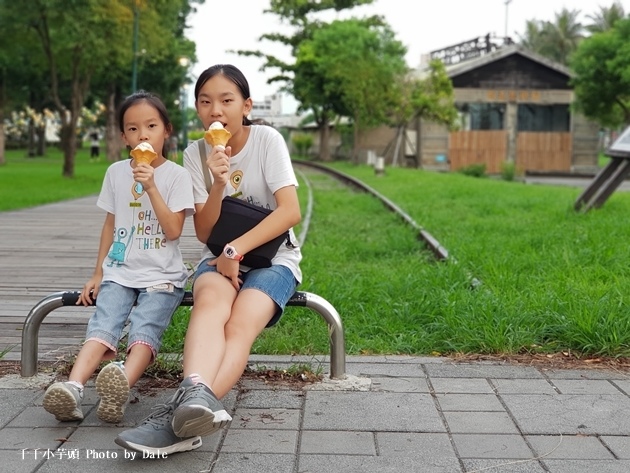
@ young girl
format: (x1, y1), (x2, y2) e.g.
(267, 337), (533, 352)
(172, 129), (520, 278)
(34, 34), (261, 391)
(116, 64), (302, 455)
(43, 90), (195, 426)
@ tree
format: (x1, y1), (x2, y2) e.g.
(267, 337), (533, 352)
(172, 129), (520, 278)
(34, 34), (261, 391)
(0, 0), (200, 176)
(234, 0), (376, 161)
(586, 1), (626, 34)
(295, 19), (407, 161)
(570, 17), (630, 128)
(517, 8), (584, 65)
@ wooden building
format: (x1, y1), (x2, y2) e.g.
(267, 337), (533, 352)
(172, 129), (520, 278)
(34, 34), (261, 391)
(357, 42), (600, 174)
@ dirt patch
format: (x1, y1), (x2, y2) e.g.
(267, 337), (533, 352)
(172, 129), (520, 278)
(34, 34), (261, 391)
(4, 353), (630, 387)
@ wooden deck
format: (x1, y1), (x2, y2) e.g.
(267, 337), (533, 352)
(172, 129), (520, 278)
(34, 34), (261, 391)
(0, 196), (203, 363)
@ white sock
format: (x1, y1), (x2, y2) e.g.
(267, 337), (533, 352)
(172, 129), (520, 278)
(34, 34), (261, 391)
(67, 380), (84, 392)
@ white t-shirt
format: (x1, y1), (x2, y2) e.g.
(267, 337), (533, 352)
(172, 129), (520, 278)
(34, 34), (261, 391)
(183, 125), (302, 283)
(97, 159), (195, 288)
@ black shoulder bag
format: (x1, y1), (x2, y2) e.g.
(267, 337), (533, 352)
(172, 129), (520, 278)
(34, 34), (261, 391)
(197, 140), (291, 268)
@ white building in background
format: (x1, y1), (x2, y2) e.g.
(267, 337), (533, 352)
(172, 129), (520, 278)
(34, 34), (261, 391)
(250, 94), (302, 128)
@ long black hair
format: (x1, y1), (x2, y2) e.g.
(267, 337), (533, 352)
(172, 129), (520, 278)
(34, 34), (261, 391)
(117, 90), (173, 157)
(194, 64), (253, 126)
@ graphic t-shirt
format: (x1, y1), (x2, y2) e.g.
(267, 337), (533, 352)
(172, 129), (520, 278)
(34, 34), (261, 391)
(184, 125), (302, 283)
(97, 159), (194, 288)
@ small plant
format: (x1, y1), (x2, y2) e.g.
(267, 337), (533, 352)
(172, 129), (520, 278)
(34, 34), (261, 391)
(291, 133), (314, 158)
(501, 161), (516, 181)
(458, 163), (486, 177)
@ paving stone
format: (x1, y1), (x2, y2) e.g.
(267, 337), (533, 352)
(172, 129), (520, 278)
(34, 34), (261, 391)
(370, 376), (430, 393)
(236, 388), (304, 409)
(444, 411), (520, 434)
(435, 393), (504, 411)
(610, 380), (630, 395)
(452, 434), (533, 459)
(298, 454), (462, 473)
(211, 453), (295, 473)
(425, 364), (543, 379)
(343, 362), (428, 378)
(550, 380), (623, 395)
(221, 429), (297, 454)
(300, 430), (375, 455)
(501, 394), (630, 435)
(376, 432), (456, 458)
(0, 389), (43, 428)
(430, 378), (494, 394)
(303, 391), (444, 432)
(543, 369), (628, 380)
(492, 379), (557, 395)
(526, 434), (613, 459)
(601, 436), (630, 459)
(462, 458), (547, 472)
(541, 459), (630, 472)
(231, 408), (300, 430)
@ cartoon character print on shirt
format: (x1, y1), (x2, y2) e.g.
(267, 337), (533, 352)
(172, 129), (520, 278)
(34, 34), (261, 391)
(107, 226), (135, 267)
(131, 181), (145, 200)
(229, 170), (243, 197)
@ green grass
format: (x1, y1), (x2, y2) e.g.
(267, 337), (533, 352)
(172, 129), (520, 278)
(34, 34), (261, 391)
(0, 147), (110, 211)
(5, 148), (630, 358)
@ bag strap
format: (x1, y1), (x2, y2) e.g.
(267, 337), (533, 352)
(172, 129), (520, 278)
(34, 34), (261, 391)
(197, 139), (212, 193)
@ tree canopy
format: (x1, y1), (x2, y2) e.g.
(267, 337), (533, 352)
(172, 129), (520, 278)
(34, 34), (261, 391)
(570, 17), (630, 128)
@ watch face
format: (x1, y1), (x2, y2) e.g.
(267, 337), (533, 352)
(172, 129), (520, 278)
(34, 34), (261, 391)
(224, 246), (237, 259)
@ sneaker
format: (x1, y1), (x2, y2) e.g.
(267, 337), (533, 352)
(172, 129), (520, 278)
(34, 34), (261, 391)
(115, 391), (202, 456)
(43, 381), (84, 421)
(95, 361), (130, 423)
(171, 376), (232, 438)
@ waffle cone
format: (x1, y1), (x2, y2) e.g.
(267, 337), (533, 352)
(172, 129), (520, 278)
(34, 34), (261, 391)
(204, 128), (232, 148)
(130, 148), (157, 165)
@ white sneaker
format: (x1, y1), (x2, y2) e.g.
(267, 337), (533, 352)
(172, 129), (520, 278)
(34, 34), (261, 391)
(43, 382), (84, 421)
(96, 361), (130, 423)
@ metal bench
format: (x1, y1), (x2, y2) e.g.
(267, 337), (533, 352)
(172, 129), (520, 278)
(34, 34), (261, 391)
(21, 290), (346, 379)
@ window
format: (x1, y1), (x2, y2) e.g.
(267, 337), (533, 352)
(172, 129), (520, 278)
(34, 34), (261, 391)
(458, 103), (504, 130)
(517, 104), (569, 131)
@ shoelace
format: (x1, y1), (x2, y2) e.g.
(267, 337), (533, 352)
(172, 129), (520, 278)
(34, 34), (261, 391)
(141, 387), (186, 430)
(179, 384), (210, 405)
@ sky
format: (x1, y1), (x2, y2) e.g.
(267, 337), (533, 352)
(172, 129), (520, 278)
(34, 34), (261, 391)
(186, 0), (629, 114)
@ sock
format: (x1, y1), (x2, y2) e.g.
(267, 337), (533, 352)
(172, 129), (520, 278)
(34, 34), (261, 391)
(187, 373), (211, 390)
(67, 380), (84, 392)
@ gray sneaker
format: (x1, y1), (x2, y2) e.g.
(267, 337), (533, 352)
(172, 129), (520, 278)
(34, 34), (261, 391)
(115, 391), (202, 456)
(171, 376), (232, 438)
(43, 381), (84, 421)
(95, 361), (130, 423)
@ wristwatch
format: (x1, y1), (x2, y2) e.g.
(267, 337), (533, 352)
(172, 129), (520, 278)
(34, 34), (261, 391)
(223, 244), (244, 262)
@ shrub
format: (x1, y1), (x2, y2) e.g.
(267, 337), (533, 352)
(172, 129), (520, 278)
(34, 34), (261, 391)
(458, 163), (486, 177)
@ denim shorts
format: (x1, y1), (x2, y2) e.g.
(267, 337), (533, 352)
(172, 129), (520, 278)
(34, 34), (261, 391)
(85, 280), (184, 358)
(194, 259), (298, 327)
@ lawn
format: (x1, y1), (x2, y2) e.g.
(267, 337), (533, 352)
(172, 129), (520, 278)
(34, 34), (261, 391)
(3, 148), (630, 358)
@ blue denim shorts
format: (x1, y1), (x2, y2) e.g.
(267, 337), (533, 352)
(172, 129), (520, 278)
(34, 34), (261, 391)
(194, 259), (298, 327)
(85, 280), (184, 358)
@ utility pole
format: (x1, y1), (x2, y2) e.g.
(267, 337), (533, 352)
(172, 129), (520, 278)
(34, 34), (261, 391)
(504, 0), (513, 40)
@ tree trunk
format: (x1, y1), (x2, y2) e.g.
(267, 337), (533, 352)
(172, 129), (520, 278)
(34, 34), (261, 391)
(319, 119), (331, 162)
(36, 126), (46, 156)
(61, 121), (77, 177)
(0, 120), (5, 166)
(352, 112), (360, 164)
(105, 88), (123, 162)
(27, 119), (36, 157)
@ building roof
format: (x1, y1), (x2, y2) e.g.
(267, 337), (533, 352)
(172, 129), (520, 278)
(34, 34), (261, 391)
(444, 44), (572, 79)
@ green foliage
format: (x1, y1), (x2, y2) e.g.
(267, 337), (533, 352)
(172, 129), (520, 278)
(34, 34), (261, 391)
(570, 17), (630, 127)
(501, 161), (517, 181)
(292, 133), (314, 156)
(458, 163), (487, 178)
(517, 8), (584, 65)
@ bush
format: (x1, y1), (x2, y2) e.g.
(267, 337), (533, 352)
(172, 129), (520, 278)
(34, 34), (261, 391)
(458, 163), (486, 177)
(292, 133), (314, 157)
(501, 161), (516, 181)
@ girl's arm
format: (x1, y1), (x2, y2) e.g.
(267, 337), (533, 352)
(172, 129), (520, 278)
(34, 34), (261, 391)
(77, 212), (115, 306)
(144, 184), (186, 241)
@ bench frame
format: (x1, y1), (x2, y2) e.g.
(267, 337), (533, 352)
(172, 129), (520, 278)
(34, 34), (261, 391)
(21, 290), (346, 379)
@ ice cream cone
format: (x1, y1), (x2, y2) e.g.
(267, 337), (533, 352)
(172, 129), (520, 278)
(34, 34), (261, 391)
(130, 142), (157, 165)
(204, 122), (232, 150)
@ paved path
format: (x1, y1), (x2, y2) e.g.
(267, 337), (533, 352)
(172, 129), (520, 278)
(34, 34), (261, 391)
(2, 193), (630, 472)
